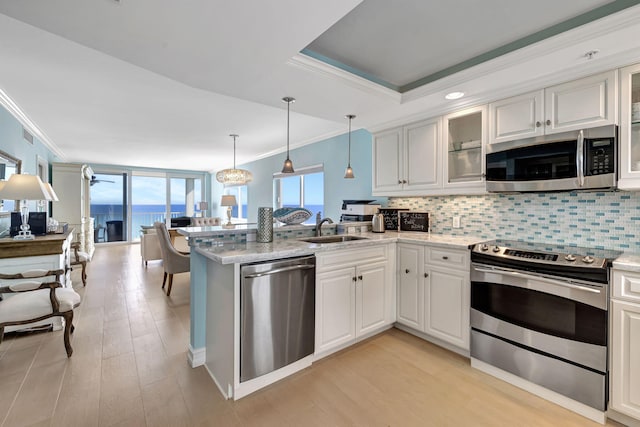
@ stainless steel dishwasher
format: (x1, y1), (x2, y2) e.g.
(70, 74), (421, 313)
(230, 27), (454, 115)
(240, 255), (315, 382)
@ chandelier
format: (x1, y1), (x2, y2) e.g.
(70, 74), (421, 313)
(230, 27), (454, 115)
(216, 134), (253, 185)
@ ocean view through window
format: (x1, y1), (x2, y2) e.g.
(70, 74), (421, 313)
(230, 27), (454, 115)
(90, 171), (204, 242)
(273, 165), (324, 224)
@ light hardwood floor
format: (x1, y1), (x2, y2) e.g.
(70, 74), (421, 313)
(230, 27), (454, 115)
(0, 244), (623, 426)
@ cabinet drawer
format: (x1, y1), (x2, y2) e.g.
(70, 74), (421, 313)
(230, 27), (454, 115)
(425, 247), (469, 270)
(316, 245), (387, 271)
(612, 270), (640, 303)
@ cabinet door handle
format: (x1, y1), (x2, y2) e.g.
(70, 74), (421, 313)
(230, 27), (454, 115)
(358, 275), (363, 281)
(442, 256), (449, 260)
(546, 119), (551, 126)
(535, 121), (541, 127)
(424, 273), (429, 278)
(352, 277), (357, 282)
(405, 269), (410, 274)
(398, 180), (403, 184)
(403, 180), (408, 184)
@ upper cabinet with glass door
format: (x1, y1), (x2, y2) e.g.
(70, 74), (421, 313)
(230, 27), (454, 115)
(618, 62), (640, 189)
(443, 105), (486, 193)
(488, 70), (617, 145)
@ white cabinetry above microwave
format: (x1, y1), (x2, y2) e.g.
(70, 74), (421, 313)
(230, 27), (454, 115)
(488, 70), (617, 145)
(372, 106), (486, 197)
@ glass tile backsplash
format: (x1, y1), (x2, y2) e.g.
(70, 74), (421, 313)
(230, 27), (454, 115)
(388, 191), (640, 251)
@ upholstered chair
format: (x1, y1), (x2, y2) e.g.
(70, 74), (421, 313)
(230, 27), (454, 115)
(153, 222), (190, 296)
(70, 241), (89, 286)
(140, 229), (162, 266)
(190, 217), (222, 227)
(0, 269), (81, 357)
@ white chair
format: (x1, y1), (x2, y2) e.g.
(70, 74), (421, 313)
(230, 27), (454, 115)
(0, 269), (81, 357)
(70, 241), (89, 286)
(141, 230), (162, 266)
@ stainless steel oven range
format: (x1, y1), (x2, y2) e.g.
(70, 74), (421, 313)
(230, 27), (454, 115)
(470, 240), (620, 412)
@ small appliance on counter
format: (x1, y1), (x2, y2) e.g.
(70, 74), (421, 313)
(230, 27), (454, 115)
(371, 213), (385, 233)
(340, 199), (380, 222)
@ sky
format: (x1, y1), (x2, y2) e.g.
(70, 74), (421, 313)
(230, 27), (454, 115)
(91, 174), (202, 205)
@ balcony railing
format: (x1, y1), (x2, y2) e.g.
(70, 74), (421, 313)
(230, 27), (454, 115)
(92, 211), (187, 242)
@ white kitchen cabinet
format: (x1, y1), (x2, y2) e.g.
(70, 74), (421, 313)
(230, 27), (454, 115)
(355, 261), (388, 337)
(373, 111), (486, 196)
(489, 90), (544, 143)
(315, 244), (395, 358)
(489, 70), (617, 144)
(315, 266), (356, 354)
(396, 242), (471, 352)
(610, 268), (640, 422)
(372, 127), (403, 193)
(424, 266), (469, 350)
(372, 118), (441, 195)
(397, 243), (424, 330)
(443, 105), (486, 193)
(618, 62), (640, 190)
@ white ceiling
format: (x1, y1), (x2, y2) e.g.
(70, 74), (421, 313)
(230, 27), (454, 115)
(0, 0), (639, 173)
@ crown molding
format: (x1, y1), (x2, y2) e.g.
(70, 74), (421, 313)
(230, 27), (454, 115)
(288, 53), (401, 103)
(0, 87), (66, 160)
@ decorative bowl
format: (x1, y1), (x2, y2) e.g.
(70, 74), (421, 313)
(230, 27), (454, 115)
(273, 207), (313, 225)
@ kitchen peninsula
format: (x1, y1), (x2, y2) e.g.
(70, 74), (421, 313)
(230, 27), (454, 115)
(178, 223), (481, 400)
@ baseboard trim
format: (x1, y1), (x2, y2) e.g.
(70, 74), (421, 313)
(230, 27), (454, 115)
(188, 345), (206, 368)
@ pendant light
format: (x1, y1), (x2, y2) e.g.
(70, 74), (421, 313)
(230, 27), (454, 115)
(281, 97), (295, 174)
(215, 134), (253, 185)
(344, 114), (356, 179)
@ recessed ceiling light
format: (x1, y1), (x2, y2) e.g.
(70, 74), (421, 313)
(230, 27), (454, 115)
(445, 91), (464, 100)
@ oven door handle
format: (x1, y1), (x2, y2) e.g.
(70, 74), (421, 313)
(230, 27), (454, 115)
(472, 265), (602, 294)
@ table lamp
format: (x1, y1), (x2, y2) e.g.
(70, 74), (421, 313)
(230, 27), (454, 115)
(0, 174), (52, 240)
(198, 201), (208, 217)
(220, 195), (237, 228)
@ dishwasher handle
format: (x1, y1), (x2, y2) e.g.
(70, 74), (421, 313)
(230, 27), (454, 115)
(243, 264), (315, 279)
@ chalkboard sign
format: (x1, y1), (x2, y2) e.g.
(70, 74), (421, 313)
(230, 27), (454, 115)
(399, 211), (429, 232)
(379, 208), (409, 230)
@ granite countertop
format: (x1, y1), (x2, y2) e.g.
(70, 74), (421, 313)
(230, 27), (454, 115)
(194, 231), (486, 265)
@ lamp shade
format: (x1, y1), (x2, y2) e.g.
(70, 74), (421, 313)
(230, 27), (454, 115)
(0, 174), (51, 201)
(220, 195), (237, 207)
(44, 183), (59, 202)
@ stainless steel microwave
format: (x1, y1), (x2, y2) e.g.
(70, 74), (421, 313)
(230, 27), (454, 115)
(486, 125), (617, 193)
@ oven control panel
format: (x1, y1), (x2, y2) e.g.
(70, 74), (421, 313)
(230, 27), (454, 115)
(472, 241), (610, 269)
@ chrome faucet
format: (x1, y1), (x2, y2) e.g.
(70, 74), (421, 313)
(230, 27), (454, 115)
(315, 212), (334, 237)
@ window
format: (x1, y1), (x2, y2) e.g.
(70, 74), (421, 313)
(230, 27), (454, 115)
(90, 170), (205, 242)
(274, 165), (324, 224)
(224, 185), (248, 221)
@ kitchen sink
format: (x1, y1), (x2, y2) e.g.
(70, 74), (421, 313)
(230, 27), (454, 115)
(300, 235), (369, 244)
